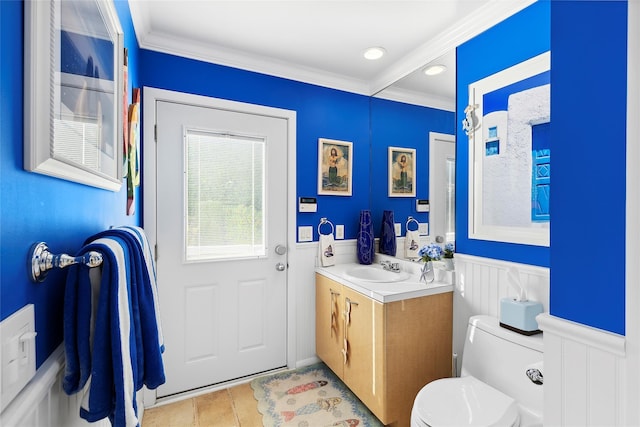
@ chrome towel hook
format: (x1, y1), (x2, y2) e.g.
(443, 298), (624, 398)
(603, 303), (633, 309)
(28, 242), (103, 283)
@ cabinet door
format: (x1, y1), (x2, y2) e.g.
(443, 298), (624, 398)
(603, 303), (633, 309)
(341, 285), (378, 411)
(315, 274), (344, 376)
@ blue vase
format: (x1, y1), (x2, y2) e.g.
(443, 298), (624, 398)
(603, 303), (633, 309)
(357, 210), (375, 264)
(379, 210), (397, 256)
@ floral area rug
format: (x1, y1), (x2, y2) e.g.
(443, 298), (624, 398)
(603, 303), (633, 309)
(250, 363), (384, 427)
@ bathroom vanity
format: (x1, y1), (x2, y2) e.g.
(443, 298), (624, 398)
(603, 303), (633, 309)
(315, 263), (453, 426)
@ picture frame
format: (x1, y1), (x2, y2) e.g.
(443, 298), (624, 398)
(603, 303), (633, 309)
(24, 0), (125, 191)
(388, 147), (416, 197)
(317, 138), (352, 196)
(467, 51), (550, 246)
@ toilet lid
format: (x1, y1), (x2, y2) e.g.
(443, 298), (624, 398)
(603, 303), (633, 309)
(413, 376), (520, 427)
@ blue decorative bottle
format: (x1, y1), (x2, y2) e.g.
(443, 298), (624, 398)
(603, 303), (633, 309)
(379, 210), (397, 256)
(357, 210), (375, 264)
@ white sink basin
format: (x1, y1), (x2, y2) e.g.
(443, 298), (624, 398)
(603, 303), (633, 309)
(345, 265), (411, 282)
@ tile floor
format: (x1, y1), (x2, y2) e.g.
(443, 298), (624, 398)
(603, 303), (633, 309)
(141, 382), (263, 427)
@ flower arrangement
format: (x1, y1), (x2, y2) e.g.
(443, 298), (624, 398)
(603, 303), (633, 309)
(418, 243), (443, 263)
(443, 242), (455, 259)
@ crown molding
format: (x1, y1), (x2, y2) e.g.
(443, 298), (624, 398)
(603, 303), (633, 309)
(130, 0), (535, 97)
(369, 0), (537, 95)
(373, 87), (455, 112)
(128, 1), (370, 95)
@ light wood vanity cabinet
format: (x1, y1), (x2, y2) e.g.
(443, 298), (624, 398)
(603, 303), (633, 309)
(315, 273), (453, 426)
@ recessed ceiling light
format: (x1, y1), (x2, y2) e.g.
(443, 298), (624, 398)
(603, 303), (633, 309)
(363, 47), (386, 60)
(423, 64), (447, 76)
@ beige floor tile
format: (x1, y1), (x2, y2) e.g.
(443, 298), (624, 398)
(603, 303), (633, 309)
(142, 398), (196, 427)
(142, 382), (264, 427)
(194, 389), (239, 427)
(228, 383), (264, 427)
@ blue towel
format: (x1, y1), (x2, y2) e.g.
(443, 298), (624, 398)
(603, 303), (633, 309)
(64, 227), (165, 427)
(89, 227), (165, 389)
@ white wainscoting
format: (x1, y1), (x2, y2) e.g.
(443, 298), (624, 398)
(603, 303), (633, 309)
(0, 345), (134, 427)
(452, 253), (550, 372)
(537, 314), (627, 427)
(454, 253), (631, 426)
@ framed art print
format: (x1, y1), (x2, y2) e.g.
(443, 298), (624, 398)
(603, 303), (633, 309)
(467, 51), (550, 246)
(318, 138), (352, 196)
(24, 0), (124, 191)
(388, 147), (416, 197)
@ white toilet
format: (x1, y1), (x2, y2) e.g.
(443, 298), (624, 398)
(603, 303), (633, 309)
(411, 315), (544, 427)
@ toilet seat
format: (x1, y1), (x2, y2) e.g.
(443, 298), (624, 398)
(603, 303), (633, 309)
(412, 376), (520, 427)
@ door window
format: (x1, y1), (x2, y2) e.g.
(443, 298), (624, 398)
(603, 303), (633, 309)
(185, 130), (266, 261)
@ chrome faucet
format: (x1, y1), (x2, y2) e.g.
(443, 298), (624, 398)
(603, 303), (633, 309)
(380, 260), (401, 272)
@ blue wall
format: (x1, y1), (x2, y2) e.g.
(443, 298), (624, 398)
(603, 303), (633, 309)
(456, 1), (551, 267)
(2, 0), (628, 372)
(0, 0), (140, 366)
(549, 1), (627, 335)
(456, 1), (627, 335)
(139, 49), (374, 241)
(370, 97), (455, 235)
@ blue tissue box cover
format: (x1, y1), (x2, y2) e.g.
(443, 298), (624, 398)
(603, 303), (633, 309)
(500, 298), (543, 332)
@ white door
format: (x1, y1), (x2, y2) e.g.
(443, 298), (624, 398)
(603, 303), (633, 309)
(429, 132), (456, 243)
(154, 99), (289, 397)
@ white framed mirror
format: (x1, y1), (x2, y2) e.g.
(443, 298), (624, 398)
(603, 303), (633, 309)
(467, 51), (550, 246)
(24, 0), (124, 191)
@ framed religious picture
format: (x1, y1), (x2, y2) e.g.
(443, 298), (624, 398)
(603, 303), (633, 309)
(318, 138), (353, 196)
(388, 147), (416, 197)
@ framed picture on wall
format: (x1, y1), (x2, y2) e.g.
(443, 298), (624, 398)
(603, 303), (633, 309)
(318, 138), (352, 196)
(467, 51), (550, 247)
(388, 147), (416, 197)
(24, 0), (124, 191)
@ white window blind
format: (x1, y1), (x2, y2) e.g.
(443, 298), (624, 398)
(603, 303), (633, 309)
(185, 130), (265, 261)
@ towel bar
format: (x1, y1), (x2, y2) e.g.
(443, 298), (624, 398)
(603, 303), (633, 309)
(28, 242), (103, 283)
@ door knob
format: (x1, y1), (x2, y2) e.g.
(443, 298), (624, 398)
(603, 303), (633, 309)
(275, 262), (286, 271)
(275, 244), (287, 255)
(435, 235), (444, 243)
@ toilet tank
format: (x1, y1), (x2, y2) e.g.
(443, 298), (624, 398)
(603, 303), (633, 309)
(460, 315), (544, 421)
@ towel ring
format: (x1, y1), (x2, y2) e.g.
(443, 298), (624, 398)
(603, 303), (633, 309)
(406, 216), (420, 232)
(318, 218), (335, 236)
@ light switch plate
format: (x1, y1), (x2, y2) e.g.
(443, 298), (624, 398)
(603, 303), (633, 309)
(335, 225), (344, 240)
(298, 226), (313, 242)
(394, 223), (401, 237)
(419, 222), (429, 235)
(1, 304), (36, 412)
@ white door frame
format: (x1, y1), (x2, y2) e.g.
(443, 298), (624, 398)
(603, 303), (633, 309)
(142, 87), (297, 404)
(428, 132), (455, 242)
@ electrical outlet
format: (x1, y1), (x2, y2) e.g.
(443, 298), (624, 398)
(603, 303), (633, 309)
(335, 225), (344, 240)
(298, 226), (313, 242)
(394, 223), (401, 236)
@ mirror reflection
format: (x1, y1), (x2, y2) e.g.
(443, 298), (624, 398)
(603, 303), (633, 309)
(370, 52), (457, 259)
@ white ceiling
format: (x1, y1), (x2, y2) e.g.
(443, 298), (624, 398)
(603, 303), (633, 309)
(128, 0), (535, 109)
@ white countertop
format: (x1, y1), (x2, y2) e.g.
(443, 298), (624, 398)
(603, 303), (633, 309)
(316, 261), (454, 303)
